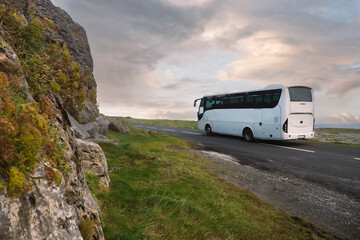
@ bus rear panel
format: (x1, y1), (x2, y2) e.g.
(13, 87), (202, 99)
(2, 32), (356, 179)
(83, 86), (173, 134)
(283, 86), (314, 140)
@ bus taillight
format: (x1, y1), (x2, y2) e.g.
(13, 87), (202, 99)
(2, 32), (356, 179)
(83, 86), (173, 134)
(283, 119), (288, 133)
(313, 118), (315, 131)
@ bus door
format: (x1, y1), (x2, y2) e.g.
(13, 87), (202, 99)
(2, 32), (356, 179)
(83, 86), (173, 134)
(197, 99), (205, 120)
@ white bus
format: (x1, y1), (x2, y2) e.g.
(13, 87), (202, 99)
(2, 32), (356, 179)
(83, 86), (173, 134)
(193, 84), (314, 141)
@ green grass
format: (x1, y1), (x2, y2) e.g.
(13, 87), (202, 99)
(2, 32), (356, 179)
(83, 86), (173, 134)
(315, 128), (360, 135)
(126, 118), (198, 130)
(303, 128), (360, 147)
(93, 129), (331, 240)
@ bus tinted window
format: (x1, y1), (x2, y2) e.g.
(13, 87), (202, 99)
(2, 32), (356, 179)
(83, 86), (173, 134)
(214, 99), (224, 109)
(229, 97), (239, 104)
(289, 87), (312, 102)
(273, 93), (280, 102)
(246, 95), (254, 103)
(206, 100), (215, 109)
(255, 95), (263, 103)
(264, 94), (271, 104)
(203, 89), (281, 110)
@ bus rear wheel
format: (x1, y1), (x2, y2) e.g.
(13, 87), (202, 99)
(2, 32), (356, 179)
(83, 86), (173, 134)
(205, 125), (213, 136)
(243, 128), (254, 142)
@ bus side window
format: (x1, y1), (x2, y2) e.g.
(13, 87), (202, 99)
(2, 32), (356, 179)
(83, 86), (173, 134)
(272, 93), (280, 103)
(206, 100), (215, 110)
(246, 95), (254, 108)
(215, 100), (223, 109)
(222, 97), (229, 108)
(254, 94), (263, 108)
(229, 96), (242, 108)
(264, 94), (272, 108)
(229, 97), (239, 108)
(264, 94), (271, 103)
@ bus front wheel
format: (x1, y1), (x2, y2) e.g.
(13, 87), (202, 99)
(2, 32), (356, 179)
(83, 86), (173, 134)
(243, 128), (254, 142)
(205, 125), (213, 136)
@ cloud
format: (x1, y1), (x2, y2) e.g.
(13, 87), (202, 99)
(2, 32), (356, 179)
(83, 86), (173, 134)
(52, 0), (360, 120)
(149, 110), (196, 120)
(210, 1), (360, 95)
(162, 77), (200, 90)
(163, 0), (215, 8)
(319, 113), (360, 125)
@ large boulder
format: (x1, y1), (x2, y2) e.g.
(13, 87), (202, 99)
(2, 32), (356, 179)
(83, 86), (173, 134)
(76, 139), (110, 188)
(82, 115), (111, 138)
(69, 114), (111, 139)
(107, 116), (131, 133)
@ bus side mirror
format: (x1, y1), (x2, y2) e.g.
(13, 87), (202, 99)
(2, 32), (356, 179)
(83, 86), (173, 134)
(194, 98), (201, 107)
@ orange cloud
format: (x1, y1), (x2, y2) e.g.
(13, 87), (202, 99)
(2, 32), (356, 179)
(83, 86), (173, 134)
(319, 113), (360, 125)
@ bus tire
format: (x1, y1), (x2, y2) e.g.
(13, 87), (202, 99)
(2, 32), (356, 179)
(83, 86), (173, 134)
(205, 124), (213, 136)
(243, 128), (254, 142)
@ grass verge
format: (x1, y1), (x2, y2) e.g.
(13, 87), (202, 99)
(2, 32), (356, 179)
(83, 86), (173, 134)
(126, 118), (198, 130)
(315, 128), (360, 135)
(304, 128), (360, 147)
(115, 117), (360, 147)
(92, 129), (331, 239)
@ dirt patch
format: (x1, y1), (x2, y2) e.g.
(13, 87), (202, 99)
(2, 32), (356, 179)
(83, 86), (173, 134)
(200, 150), (360, 240)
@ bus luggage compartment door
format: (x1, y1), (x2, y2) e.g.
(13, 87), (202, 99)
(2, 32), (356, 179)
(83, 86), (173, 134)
(254, 109), (263, 138)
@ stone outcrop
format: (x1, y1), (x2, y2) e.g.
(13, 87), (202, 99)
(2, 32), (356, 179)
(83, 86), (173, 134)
(35, 0), (94, 73)
(69, 114), (113, 141)
(69, 115), (91, 139)
(77, 139), (110, 188)
(0, 163), (84, 240)
(107, 116), (132, 133)
(0, 86), (107, 239)
(0, 1), (112, 239)
(81, 115), (111, 138)
(35, 0), (98, 124)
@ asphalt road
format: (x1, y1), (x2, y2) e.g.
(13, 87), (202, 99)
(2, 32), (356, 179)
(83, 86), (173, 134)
(133, 124), (360, 199)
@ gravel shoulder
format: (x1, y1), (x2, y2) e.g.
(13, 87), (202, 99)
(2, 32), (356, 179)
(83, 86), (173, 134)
(200, 150), (360, 240)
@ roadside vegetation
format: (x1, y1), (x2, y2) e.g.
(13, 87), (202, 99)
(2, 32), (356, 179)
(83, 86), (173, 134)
(316, 128), (360, 134)
(91, 128), (331, 239)
(0, 2), (82, 196)
(305, 128), (360, 147)
(122, 117), (360, 147)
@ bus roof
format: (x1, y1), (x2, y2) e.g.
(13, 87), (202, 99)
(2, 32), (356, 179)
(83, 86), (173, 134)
(202, 84), (286, 99)
(201, 84), (312, 99)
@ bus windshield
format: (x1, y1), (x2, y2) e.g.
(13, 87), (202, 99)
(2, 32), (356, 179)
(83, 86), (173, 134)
(289, 87), (312, 102)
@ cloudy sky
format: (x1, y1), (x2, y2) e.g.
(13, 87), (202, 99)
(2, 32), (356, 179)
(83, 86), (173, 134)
(52, 0), (360, 124)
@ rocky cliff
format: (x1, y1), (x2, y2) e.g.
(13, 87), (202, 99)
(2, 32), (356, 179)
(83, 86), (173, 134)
(0, 0), (112, 239)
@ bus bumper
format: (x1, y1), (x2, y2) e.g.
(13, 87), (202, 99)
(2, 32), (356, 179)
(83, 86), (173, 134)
(283, 132), (314, 140)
